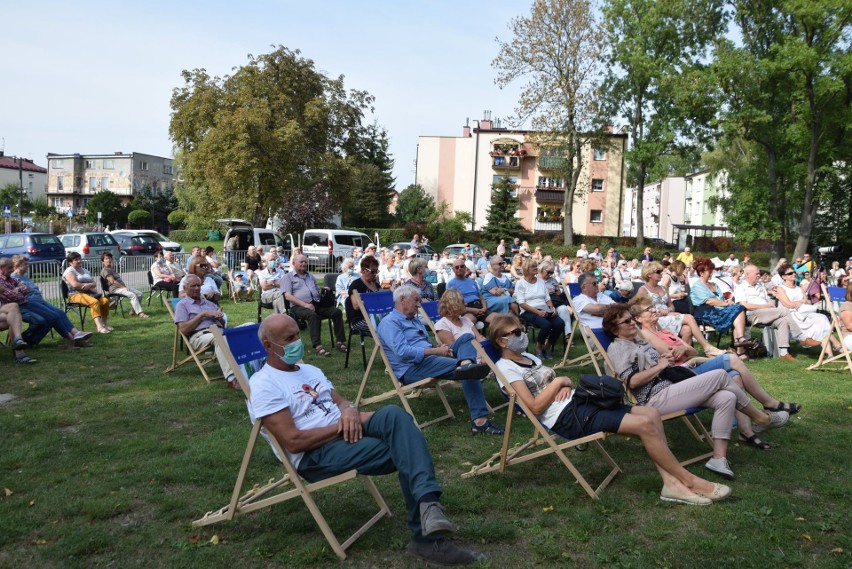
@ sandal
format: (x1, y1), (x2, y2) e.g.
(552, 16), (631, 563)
(14, 353), (37, 364)
(764, 402), (801, 415)
(739, 433), (771, 450)
(734, 337), (758, 348)
(13, 337), (28, 349)
(336, 341), (349, 353)
(136, 313), (150, 319)
(315, 346), (331, 357)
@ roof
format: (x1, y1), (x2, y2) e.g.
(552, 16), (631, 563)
(0, 157), (47, 173)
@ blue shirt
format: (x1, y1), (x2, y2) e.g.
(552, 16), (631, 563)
(376, 309), (432, 379)
(447, 277), (481, 304)
(476, 257), (489, 273)
(11, 273), (45, 303)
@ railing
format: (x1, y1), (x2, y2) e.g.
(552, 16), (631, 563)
(534, 220), (563, 232)
(534, 189), (566, 203)
(537, 156), (569, 170)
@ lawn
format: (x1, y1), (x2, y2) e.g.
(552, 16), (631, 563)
(1, 294), (850, 568)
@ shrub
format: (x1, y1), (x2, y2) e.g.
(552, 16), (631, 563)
(169, 229), (212, 242)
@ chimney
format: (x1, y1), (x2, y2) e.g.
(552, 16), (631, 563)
(462, 125), (471, 137)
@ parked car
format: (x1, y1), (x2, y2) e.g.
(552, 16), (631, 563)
(649, 238), (678, 250)
(443, 243), (484, 260)
(302, 229), (371, 270)
(59, 232), (121, 260)
(110, 231), (162, 256)
(132, 230), (184, 253)
(0, 232), (66, 263)
(217, 218), (286, 252)
(389, 242), (438, 261)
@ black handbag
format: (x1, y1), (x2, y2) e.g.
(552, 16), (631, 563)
(658, 365), (697, 384)
(572, 374), (625, 410)
(314, 287), (336, 308)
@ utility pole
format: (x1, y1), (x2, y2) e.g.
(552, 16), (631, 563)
(18, 156), (24, 227)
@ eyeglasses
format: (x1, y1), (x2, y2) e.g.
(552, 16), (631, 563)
(496, 261), (506, 266)
(501, 328), (524, 338)
(544, 271), (553, 275)
(452, 265), (465, 269)
(197, 264), (209, 268)
(783, 271), (796, 276)
(617, 317), (637, 326)
(365, 268), (378, 274)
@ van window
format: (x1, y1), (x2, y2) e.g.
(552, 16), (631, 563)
(335, 235), (361, 247)
(257, 232), (278, 246)
(303, 233), (326, 247)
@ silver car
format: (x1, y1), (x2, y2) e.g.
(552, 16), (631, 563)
(58, 232), (121, 260)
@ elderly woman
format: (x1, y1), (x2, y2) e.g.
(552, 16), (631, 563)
(434, 288), (485, 347)
(661, 260), (690, 314)
(404, 258), (436, 302)
(774, 262), (839, 355)
(379, 252), (401, 290)
(630, 295), (799, 448)
(151, 251), (182, 297)
(513, 258), (565, 360)
(63, 252), (112, 334)
(539, 260), (572, 339)
(636, 261), (725, 357)
(179, 257), (222, 303)
(689, 257), (750, 358)
(490, 314), (730, 505)
(604, 304), (788, 479)
(335, 258), (357, 308)
(244, 245), (262, 279)
(481, 255), (518, 316)
(100, 252), (148, 318)
(427, 253), (443, 281)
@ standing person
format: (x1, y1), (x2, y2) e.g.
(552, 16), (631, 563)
(100, 252), (149, 318)
(496, 239), (506, 257)
(63, 252), (112, 334)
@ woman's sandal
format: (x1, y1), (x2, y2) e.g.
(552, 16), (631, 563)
(315, 346), (331, 357)
(137, 313), (150, 319)
(739, 433), (771, 450)
(764, 402), (801, 415)
(336, 341), (349, 353)
(14, 353), (37, 364)
(734, 337), (759, 348)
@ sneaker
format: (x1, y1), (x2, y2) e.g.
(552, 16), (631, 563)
(474, 321), (485, 331)
(660, 486), (713, 506)
(705, 457), (735, 479)
(453, 363), (490, 381)
(73, 331), (93, 343)
(419, 502), (456, 536)
(407, 539), (486, 566)
(694, 483), (732, 502)
(753, 410), (789, 433)
(470, 419), (505, 436)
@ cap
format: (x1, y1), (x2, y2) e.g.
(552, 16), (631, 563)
(710, 256), (725, 269)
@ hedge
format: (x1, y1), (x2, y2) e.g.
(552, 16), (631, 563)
(169, 229), (216, 242)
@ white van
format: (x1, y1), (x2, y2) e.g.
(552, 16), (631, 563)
(302, 229), (370, 271)
(217, 219), (286, 252)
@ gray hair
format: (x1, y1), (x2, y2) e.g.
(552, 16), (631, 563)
(408, 258), (426, 274)
(539, 260), (555, 273)
(0, 257), (12, 268)
(340, 258), (354, 272)
(578, 272), (597, 288)
(393, 284), (420, 305)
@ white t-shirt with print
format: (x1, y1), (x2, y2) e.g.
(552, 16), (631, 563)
(496, 353), (571, 429)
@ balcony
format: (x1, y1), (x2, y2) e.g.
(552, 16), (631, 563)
(537, 156), (569, 170)
(492, 155), (521, 170)
(534, 220), (563, 232)
(535, 188), (565, 203)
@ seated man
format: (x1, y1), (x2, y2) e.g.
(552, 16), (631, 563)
(376, 285), (503, 435)
(179, 258), (221, 303)
(173, 274), (238, 390)
(735, 263), (807, 360)
(251, 314), (485, 565)
(0, 301), (36, 363)
(447, 259), (489, 328)
(151, 251), (184, 297)
(572, 271), (615, 329)
(258, 254), (287, 313)
(475, 250), (490, 277)
(282, 254), (348, 357)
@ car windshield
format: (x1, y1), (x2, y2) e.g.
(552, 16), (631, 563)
(134, 236), (158, 245)
(144, 232), (168, 242)
(32, 235), (60, 245)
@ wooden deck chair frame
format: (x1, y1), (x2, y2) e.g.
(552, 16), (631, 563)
(352, 290), (455, 430)
(461, 340), (621, 500)
(555, 282), (603, 371)
(807, 285), (852, 374)
(162, 296), (222, 383)
(583, 325), (714, 466)
(192, 326), (391, 561)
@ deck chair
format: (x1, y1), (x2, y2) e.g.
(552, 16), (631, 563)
(807, 285), (852, 374)
(583, 325), (714, 466)
(60, 279), (88, 330)
(461, 340), (621, 500)
(193, 325), (391, 560)
(555, 282), (602, 371)
(163, 296), (222, 383)
(99, 276), (127, 318)
(227, 269), (253, 303)
(352, 290), (455, 430)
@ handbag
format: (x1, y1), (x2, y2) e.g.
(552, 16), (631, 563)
(572, 374), (625, 410)
(658, 365), (696, 384)
(314, 287), (336, 308)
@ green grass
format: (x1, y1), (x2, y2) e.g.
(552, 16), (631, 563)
(1, 297), (850, 568)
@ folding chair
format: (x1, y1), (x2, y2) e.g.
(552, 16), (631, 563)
(226, 269), (253, 303)
(461, 340), (621, 500)
(60, 279), (87, 330)
(163, 296), (222, 383)
(352, 290), (455, 430)
(807, 285), (852, 374)
(99, 276), (127, 318)
(193, 325), (391, 561)
(145, 270), (166, 307)
(555, 282), (602, 371)
(583, 325), (714, 466)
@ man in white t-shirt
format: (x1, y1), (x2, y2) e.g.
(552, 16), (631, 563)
(249, 314), (485, 565)
(571, 272), (614, 329)
(575, 243), (589, 259)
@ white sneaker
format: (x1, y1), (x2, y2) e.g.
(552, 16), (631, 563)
(475, 321), (485, 330)
(753, 410), (789, 433)
(705, 457), (735, 479)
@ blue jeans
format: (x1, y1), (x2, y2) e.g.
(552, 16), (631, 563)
(691, 354), (740, 379)
(297, 406), (443, 542)
(520, 311), (565, 349)
(20, 300), (72, 345)
(399, 333), (489, 421)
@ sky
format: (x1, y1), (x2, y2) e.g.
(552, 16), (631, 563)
(1, 0), (531, 190)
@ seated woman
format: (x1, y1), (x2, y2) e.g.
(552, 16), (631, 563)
(689, 258), (750, 359)
(179, 258), (222, 303)
(63, 252), (112, 334)
(378, 252), (401, 290)
(635, 262), (725, 357)
(662, 260), (691, 314)
(481, 255), (518, 316)
(489, 314), (729, 506)
(244, 246), (262, 280)
(509, 253), (524, 281)
(604, 304), (788, 480)
(150, 251), (180, 297)
(774, 262), (840, 356)
(434, 288), (485, 350)
(335, 258), (356, 308)
(427, 253), (443, 283)
(100, 252), (148, 318)
(630, 295), (799, 448)
(539, 260), (572, 339)
(346, 255), (382, 334)
(514, 258), (564, 360)
(404, 258), (436, 302)
(0, 302), (36, 363)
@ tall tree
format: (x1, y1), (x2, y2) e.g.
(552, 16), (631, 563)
(603, 0), (726, 247)
(86, 191), (127, 227)
(130, 185), (178, 229)
(169, 45), (374, 229)
(481, 176), (524, 242)
(0, 183), (33, 215)
(343, 123), (396, 227)
(395, 184), (437, 226)
(493, 0), (606, 246)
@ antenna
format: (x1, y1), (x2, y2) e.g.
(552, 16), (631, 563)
(483, 110), (491, 120)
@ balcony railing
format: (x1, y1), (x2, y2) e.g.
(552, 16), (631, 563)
(492, 156), (521, 169)
(535, 189), (566, 203)
(534, 220), (563, 232)
(537, 156), (569, 170)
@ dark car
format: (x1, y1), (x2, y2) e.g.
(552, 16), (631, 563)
(111, 231), (162, 256)
(0, 232), (66, 263)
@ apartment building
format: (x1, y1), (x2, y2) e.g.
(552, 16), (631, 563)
(45, 152), (175, 215)
(416, 115), (627, 236)
(0, 153), (47, 203)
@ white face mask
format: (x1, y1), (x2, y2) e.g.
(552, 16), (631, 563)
(504, 331), (529, 354)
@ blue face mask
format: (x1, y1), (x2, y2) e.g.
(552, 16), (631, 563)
(270, 338), (304, 365)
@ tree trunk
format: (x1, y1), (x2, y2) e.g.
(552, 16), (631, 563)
(793, 76), (821, 260)
(765, 147), (785, 265)
(562, 132), (582, 247)
(632, 98), (645, 248)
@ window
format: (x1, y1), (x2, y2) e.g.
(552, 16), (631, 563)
(590, 209), (603, 223)
(51, 159), (64, 169)
(593, 148), (607, 160)
(85, 160), (97, 169)
(52, 197), (64, 209)
(537, 176), (565, 189)
(57, 176), (64, 191)
(103, 160), (114, 169)
(139, 161), (149, 171)
(591, 179), (604, 192)
(101, 176), (109, 190)
(89, 177), (98, 192)
(163, 164), (173, 174)
(83, 198), (90, 209)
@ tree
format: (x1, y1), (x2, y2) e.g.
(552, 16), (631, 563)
(493, 0), (607, 246)
(343, 123), (396, 227)
(167, 210), (187, 228)
(127, 209), (152, 227)
(481, 176), (524, 242)
(31, 196), (54, 219)
(130, 185), (177, 228)
(86, 191), (127, 227)
(0, 183), (33, 215)
(602, 0), (726, 246)
(395, 184), (437, 226)
(170, 45), (374, 229)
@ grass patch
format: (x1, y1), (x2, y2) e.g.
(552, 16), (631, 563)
(1, 296), (850, 567)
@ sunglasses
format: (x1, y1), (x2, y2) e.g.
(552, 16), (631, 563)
(496, 261), (506, 266)
(453, 265), (465, 269)
(197, 264), (209, 268)
(653, 269), (664, 274)
(501, 328), (525, 338)
(783, 271), (796, 276)
(617, 317), (637, 326)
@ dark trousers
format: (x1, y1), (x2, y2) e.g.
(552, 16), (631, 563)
(520, 311), (565, 349)
(290, 303), (346, 347)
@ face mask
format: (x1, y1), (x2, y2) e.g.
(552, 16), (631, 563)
(270, 338), (304, 365)
(506, 332), (529, 354)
